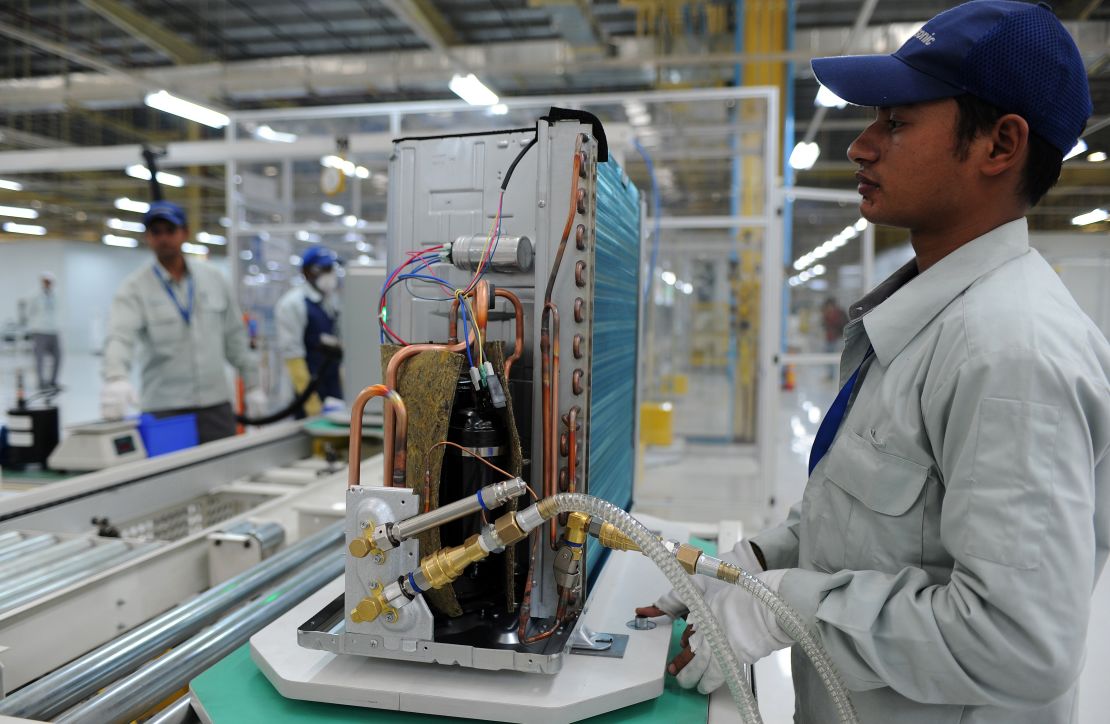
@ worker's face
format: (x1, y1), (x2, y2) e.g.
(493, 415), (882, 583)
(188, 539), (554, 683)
(41, 278), (52, 292)
(847, 99), (974, 232)
(145, 220), (188, 261)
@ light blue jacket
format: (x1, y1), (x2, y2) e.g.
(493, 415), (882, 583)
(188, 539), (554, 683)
(753, 219), (1110, 723)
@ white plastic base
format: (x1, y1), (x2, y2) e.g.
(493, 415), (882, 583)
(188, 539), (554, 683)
(249, 548), (676, 724)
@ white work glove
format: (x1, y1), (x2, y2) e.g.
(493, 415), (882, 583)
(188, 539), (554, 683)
(245, 387), (269, 418)
(675, 568), (792, 695)
(100, 379), (137, 420)
(640, 539), (764, 619)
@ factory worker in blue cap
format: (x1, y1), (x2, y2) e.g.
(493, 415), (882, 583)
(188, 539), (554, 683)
(639, 3), (1110, 722)
(100, 200), (267, 443)
(275, 246), (343, 417)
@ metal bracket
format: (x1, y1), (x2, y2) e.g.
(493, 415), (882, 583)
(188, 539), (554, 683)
(568, 622), (627, 659)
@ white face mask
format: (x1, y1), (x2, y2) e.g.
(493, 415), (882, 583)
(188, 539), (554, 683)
(315, 271), (339, 294)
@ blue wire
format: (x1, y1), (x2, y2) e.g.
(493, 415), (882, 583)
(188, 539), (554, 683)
(459, 296), (475, 367)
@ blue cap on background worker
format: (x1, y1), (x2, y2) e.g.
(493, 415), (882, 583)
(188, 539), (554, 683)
(100, 199), (267, 443)
(275, 246), (343, 418)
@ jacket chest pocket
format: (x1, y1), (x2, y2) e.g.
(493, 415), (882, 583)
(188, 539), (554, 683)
(810, 429), (931, 572)
(197, 291), (226, 328)
(146, 305), (183, 348)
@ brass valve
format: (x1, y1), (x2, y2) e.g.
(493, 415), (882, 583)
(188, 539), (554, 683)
(565, 512), (589, 553)
(348, 521), (385, 562)
(597, 522), (639, 552)
(349, 582), (396, 624)
(419, 533), (490, 590)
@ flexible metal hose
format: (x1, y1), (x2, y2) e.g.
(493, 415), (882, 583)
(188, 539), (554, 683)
(544, 493), (859, 724)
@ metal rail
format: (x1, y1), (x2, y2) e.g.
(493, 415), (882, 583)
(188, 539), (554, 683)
(0, 522), (343, 720)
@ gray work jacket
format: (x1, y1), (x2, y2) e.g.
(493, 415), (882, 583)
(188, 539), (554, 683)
(102, 259), (258, 412)
(752, 218), (1110, 723)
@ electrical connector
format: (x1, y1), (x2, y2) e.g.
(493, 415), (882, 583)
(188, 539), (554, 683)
(469, 366), (482, 390)
(483, 362), (506, 408)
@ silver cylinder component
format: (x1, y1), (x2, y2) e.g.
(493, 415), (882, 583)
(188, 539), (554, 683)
(0, 540), (129, 609)
(0, 544), (154, 616)
(480, 526), (504, 554)
(390, 478), (527, 545)
(0, 537), (93, 579)
(224, 520), (286, 558)
(0, 534), (56, 564)
(55, 549), (343, 724)
(0, 530), (25, 552)
(0, 522), (343, 721)
(696, 554), (724, 580)
(382, 580), (408, 609)
(515, 504), (545, 535)
(450, 234), (533, 273)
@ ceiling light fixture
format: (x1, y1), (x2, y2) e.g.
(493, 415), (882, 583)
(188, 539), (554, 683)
(196, 231), (227, 245)
(789, 142), (820, 170)
(1072, 208), (1108, 226)
(125, 165), (185, 188)
(449, 73), (499, 106)
(0, 205), (39, 219)
(115, 197), (150, 213)
(145, 90), (229, 129)
(0, 179), (23, 191)
(106, 217), (145, 233)
(320, 202), (345, 217)
(253, 125), (297, 143)
(181, 242), (210, 256)
(4, 222), (46, 235)
(102, 234), (138, 248)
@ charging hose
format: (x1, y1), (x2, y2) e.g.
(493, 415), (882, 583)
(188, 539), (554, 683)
(543, 493), (859, 724)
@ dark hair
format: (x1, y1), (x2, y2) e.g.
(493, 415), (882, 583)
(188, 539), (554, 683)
(952, 94), (1063, 208)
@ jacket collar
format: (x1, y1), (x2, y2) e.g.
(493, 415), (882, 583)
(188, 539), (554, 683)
(859, 218), (1030, 366)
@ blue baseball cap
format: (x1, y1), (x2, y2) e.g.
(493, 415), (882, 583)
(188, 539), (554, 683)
(811, 1), (1092, 155)
(301, 246), (338, 269)
(143, 200), (188, 229)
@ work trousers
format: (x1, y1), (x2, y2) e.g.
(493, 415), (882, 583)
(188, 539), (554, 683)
(31, 332), (61, 389)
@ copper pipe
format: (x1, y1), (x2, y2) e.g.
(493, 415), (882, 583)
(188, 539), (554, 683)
(519, 587), (570, 644)
(383, 342), (465, 486)
(495, 288), (524, 379)
(542, 302), (561, 550)
(348, 385), (407, 488)
(474, 280), (490, 333)
(448, 288), (523, 378)
(565, 406), (579, 494)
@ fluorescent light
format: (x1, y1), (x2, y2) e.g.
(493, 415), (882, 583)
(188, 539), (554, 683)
(815, 85), (847, 109)
(145, 90), (229, 129)
(106, 217), (146, 233)
(490, 104), (509, 116)
(358, 254), (372, 265)
(196, 231), (226, 245)
(1072, 208), (1108, 226)
(295, 230), (321, 243)
(0, 179), (23, 191)
(320, 202), (344, 217)
(239, 250), (253, 260)
(449, 73), (499, 106)
(661, 271), (677, 286)
(1088, 151), (1107, 163)
(356, 241), (371, 252)
(102, 234), (138, 247)
(812, 264), (826, 275)
(680, 282), (694, 295)
(789, 142), (820, 170)
(181, 242), (209, 255)
(355, 166), (370, 179)
(1064, 139), (1088, 161)
(0, 205), (38, 219)
(854, 218), (868, 231)
(342, 214), (358, 228)
(253, 125), (297, 143)
(4, 222), (46, 235)
(115, 197), (150, 213)
(125, 165), (185, 188)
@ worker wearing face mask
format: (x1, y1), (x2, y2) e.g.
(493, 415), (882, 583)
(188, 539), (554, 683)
(275, 246), (343, 418)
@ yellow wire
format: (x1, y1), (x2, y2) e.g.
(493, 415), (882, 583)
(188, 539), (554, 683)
(461, 294), (484, 366)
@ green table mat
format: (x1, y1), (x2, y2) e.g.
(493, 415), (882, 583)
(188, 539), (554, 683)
(190, 542), (718, 723)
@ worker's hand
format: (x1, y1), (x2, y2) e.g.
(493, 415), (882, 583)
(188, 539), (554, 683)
(245, 387), (269, 418)
(634, 539), (764, 620)
(669, 569), (791, 695)
(99, 378), (137, 420)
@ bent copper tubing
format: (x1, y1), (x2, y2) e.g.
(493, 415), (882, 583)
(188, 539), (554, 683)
(348, 385), (407, 488)
(541, 302), (561, 550)
(564, 406), (579, 494)
(383, 342), (466, 486)
(448, 287), (525, 379)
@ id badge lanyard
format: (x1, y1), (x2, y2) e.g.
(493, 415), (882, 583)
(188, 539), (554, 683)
(152, 265), (194, 325)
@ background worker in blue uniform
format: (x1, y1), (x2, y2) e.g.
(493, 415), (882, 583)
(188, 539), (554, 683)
(101, 201), (267, 443)
(275, 246), (343, 418)
(639, 3), (1110, 722)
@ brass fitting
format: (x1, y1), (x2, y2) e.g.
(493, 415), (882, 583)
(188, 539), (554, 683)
(597, 523), (640, 552)
(536, 497), (560, 520)
(565, 512), (589, 550)
(493, 511), (527, 547)
(419, 533), (490, 590)
(350, 596), (384, 623)
(348, 521), (384, 561)
(717, 561), (741, 585)
(675, 543), (703, 575)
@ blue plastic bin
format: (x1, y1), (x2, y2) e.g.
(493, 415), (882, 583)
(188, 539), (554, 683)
(137, 413), (198, 457)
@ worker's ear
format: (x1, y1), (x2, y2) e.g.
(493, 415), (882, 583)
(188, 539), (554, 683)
(979, 113), (1028, 180)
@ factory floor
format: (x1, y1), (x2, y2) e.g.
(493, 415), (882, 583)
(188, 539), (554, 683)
(3, 351), (1109, 722)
